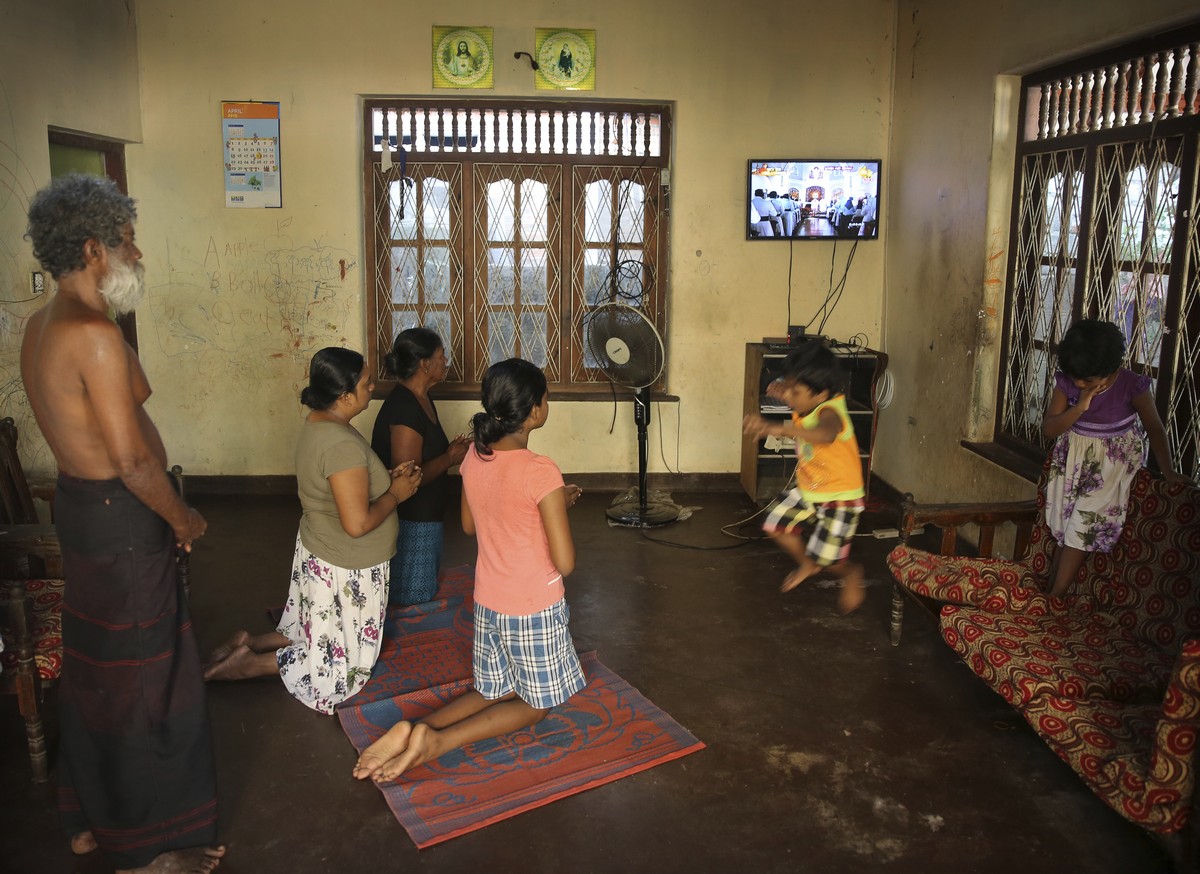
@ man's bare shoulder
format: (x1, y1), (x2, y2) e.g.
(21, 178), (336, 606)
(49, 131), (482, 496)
(22, 299), (132, 405)
(27, 298), (125, 354)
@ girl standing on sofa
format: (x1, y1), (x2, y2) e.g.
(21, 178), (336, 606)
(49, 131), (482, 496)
(1042, 318), (1187, 597)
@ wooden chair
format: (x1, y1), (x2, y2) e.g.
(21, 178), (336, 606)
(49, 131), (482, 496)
(0, 417), (188, 782)
(0, 417), (64, 782)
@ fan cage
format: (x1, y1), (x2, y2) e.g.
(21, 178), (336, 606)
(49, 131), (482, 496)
(584, 303), (665, 388)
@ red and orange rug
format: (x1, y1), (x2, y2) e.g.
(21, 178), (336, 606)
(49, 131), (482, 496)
(336, 566), (705, 848)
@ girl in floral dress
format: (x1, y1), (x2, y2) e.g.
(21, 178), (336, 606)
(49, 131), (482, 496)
(204, 348), (422, 713)
(1042, 319), (1187, 597)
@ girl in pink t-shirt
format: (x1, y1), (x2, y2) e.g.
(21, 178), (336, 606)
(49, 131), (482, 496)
(352, 358), (585, 783)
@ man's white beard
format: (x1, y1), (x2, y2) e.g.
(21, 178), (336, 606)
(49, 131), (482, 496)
(98, 254), (146, 316)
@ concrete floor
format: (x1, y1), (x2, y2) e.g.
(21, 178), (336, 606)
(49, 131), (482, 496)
(0, 487), (1173, 873)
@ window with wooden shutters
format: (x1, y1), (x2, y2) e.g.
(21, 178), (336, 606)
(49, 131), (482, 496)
(363, 99), (671, 397)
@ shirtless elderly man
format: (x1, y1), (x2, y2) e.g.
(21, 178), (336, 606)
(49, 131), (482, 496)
(21, 174), (224, 874)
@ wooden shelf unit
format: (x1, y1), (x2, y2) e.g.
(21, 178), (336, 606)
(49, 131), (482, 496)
(740, 341), (888, 503)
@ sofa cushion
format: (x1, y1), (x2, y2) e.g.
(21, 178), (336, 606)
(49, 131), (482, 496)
(887, 546), (1043, 605)
(1018, 637), (1200, 833)
(941, 602), (1174, 708)
(0, 578), (64, 684)
(1095, 472), (1200, 652)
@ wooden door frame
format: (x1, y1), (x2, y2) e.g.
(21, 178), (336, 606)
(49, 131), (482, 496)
(48, 129), (137, 351)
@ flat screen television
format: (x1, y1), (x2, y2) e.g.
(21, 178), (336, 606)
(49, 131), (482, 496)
(747, 159), (881, 241)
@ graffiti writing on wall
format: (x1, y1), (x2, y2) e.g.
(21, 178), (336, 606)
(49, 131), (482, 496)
(149, 216), (359, 382)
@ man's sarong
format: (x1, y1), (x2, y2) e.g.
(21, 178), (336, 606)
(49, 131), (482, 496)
(53, 474), (217, 869)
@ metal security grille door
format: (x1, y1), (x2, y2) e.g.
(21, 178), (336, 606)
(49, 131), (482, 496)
(363, 100), (671, 396)
(1164, 163), (1200, 475)
(998, 26), (1200, 478)
(1003, 149), (1086, 445)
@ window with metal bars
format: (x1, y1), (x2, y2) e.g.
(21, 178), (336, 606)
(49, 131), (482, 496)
(996, 23), (1200, 479)
(362, 99), (671, 397)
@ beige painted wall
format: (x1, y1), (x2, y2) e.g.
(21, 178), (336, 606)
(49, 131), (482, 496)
(0, 1), (142, 476)
(6, 0), (1197, 503)
(876, 0), (1198, 505)
(121, 0), (893, 477)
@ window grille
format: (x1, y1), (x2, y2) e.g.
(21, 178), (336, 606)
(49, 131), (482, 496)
(998, 24), (1200, 479)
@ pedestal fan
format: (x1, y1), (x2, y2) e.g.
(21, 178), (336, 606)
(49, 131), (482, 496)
(584, 302), (681, 527)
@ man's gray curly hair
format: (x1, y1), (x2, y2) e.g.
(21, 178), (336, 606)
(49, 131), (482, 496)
(25, 174), (137, 279)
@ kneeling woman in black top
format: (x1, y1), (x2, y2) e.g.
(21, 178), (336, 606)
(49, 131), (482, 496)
(371, 328), (470, 606)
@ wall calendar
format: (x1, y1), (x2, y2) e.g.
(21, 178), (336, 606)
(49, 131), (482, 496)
(222, 101), (282, 208)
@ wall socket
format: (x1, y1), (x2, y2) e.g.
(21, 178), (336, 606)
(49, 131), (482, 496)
(30, 271), (45, 296)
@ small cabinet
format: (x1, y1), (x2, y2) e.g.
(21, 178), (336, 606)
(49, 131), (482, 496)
(740, 341), (888, 503)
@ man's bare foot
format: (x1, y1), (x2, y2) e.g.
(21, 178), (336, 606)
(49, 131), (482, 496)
(203, 631), (250, 670)
(202, 644), (268, 681)
(372, 722), (442, 782)
(70, 831), (97, 855)
(353, 721), (414, 780)
(117, 845), (226, 873)
(837, 568), (866, 615)
(780, 566), (815, 593)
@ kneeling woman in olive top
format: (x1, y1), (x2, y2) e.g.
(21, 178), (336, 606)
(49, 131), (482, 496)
(204, 348), (422, 713)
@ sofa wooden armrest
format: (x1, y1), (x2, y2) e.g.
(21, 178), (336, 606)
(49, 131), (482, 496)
(890, 495), (1040, 645)
(898, 496), (1038, 556)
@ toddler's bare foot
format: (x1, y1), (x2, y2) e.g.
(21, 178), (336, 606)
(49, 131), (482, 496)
(837, 568), (866, 615)
(117, 845), (226, 873)
(373, 722), (441, 782)
(353, 721), (414, 780)
(780, 567), (815, 593)
(70, 831), (97, 855)
(203, 631), (250, 670)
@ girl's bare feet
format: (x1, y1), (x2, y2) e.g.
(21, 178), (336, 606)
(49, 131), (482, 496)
(353, 721), (414, 780)
(118, 845), (226, 873)
(371, 723), (441, 782)
(71, 831), (97, 855)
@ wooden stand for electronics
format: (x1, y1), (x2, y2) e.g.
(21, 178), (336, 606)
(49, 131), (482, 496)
(740, 340), (888, 503)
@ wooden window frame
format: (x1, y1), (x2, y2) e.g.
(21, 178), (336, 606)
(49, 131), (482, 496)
(990, 23), (1200, 480)
(362, 98), (672, 400)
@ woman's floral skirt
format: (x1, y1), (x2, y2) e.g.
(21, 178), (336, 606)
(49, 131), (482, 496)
(276, 533), (388, 714)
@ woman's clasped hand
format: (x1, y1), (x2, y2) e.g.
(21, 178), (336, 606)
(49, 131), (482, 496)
(388, 460), (423, 502)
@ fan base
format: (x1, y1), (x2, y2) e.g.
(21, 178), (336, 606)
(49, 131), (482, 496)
(604, 500), (681, 528)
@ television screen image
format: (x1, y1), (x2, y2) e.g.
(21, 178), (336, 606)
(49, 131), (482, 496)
(747, 160), (881, 241)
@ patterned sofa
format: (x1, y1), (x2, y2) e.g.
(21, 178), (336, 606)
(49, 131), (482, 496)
(887, 469), (1200, 864)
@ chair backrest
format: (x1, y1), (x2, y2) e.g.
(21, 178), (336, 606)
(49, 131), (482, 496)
(0, 418), (39, 526)
(1089, 469), (1200, 651)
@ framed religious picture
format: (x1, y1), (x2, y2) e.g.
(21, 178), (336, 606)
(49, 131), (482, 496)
(534, 28), (595, 91)
(433, 26), (494, 89)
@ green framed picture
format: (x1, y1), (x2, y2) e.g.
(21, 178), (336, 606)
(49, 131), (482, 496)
(433, 26), (494, 89)
(535, 29), (595, 91)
